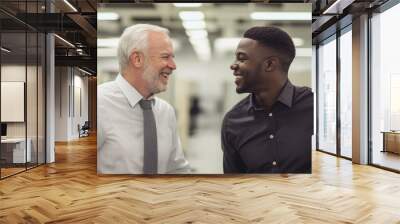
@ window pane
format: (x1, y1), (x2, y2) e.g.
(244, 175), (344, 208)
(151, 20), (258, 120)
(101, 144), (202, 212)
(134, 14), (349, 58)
(371, 3), (400, 171)
(340, 29), (352, 158)
(318, 37), (337, 154)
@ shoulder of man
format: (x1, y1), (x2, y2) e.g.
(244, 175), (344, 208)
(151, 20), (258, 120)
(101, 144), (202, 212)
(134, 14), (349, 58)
(226, 95), (251, 115)
(223, 94), (251, 126)
(292, 85), (313, 107)
(154, 97), (175, 113)
(97, 80), (118, 98)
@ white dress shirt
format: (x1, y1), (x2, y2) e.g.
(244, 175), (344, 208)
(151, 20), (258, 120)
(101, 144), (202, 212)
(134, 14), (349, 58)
(97, 74), (190, 174)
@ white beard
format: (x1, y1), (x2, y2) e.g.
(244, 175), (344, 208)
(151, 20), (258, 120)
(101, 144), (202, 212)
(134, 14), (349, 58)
(143, 64), (167, 94)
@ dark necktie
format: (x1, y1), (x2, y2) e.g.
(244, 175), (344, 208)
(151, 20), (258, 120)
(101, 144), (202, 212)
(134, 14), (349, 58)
(139, 99), (158, 174)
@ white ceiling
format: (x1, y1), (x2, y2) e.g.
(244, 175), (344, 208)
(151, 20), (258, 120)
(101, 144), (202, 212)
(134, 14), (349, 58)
(97, 3), (312, 93)
(97, 3), (312, 59)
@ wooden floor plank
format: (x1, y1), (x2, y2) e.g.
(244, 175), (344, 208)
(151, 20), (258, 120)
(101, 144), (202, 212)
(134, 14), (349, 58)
(1, 135), (400, 223)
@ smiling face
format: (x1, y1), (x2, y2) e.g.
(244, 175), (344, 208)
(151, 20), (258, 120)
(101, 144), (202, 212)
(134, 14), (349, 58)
(230, 38), (267, 94)
(143, 31), (176, 94)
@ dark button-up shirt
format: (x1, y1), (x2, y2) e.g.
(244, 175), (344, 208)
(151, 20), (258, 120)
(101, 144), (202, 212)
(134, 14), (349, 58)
(221, 80), (313, 173)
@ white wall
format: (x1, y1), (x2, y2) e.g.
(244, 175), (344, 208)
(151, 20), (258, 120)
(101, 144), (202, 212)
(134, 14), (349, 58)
(1, 64), (46, 163)
(1, 65), (26, 143)
(1, 65), (36, 138)
(55, 67), (68, 141)
(55, 67), (89, 141)
(72, 74), (89, 138)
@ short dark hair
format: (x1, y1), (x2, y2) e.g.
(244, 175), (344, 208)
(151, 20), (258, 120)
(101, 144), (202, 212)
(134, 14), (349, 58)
(244, 26), (296, 73)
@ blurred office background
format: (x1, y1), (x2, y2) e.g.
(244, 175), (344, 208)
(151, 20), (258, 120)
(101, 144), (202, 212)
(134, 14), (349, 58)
(97, 3), (312, 173)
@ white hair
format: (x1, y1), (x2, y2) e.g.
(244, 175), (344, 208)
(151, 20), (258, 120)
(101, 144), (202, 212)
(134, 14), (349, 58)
(117, 24), (169, 73)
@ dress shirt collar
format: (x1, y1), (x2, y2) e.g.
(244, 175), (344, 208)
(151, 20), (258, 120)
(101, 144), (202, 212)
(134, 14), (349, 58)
(276, 80), (294, 108)
(247, 79), (294, 112)
(116, 74), (155, 108)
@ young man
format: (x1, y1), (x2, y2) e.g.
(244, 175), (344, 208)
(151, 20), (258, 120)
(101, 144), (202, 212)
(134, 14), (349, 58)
(98, 24), (190, 174)
(221, 26), (313, 173)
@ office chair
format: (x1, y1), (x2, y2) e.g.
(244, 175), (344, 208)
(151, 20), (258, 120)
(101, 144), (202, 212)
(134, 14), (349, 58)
(79, 121), (90, 138)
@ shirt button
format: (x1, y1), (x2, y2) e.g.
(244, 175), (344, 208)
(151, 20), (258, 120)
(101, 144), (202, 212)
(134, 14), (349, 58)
(272, 161), (277, 166)
(268, 113), (273, 117)
(269, 134), (274, 139)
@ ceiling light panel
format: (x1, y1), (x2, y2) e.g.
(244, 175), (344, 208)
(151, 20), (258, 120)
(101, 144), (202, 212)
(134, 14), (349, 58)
(174, 3), (202, 8)
(292, 37), (304, 47)
(186, 30), (208, 38)
(250, 12), (311, 21)
(98, 12), (119, 21)
(179, 11), (205, 21)
(182, 21), (206, 30)
(98, 38), (119, 48)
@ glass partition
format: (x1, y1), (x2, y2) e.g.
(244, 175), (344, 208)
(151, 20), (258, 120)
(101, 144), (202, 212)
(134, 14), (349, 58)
(317, 36), (337, 155)
(371, 2), (400, 171)
(0, 1), (46, 179)
(1, 30), (28, 177)
(339, 28), (352, 158)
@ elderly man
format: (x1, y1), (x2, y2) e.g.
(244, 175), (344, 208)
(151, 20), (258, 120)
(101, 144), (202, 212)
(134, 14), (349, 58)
(98, 24), (190, 174)
(221, 26), (313, 173)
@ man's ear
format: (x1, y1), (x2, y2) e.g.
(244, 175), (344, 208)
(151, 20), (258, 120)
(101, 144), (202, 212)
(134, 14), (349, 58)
(263, 57), (278, 72)
(130, 51), (145, 68)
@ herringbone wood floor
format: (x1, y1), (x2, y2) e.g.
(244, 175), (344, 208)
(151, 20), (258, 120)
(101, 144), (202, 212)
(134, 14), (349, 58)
(1, 135), (400, 223)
